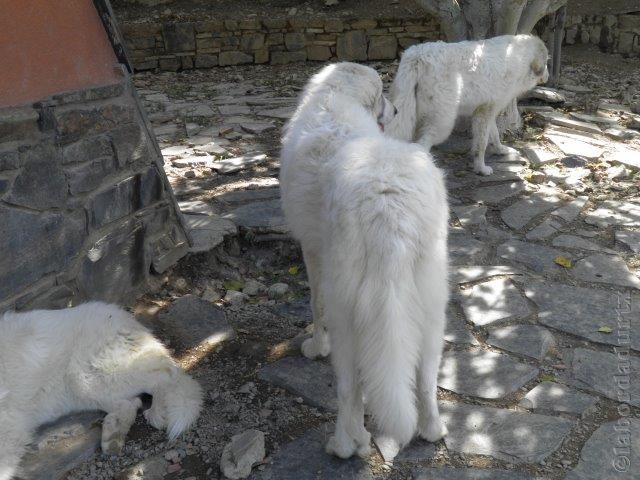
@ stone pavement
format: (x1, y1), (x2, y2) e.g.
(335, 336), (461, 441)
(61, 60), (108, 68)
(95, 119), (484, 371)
(32, 62), (640, 479)
(133, 63), (639, 479)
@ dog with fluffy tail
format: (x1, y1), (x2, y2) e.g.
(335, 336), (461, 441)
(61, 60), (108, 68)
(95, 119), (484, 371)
(387, 34), (549, 175)
(281, 62), (449, 459)
(0, 302), (202, 480)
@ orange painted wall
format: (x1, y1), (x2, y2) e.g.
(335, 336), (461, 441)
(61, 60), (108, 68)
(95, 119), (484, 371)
(0, 0), (122, 107)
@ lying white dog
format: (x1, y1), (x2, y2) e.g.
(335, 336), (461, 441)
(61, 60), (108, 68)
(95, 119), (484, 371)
(280, 63), (449, 458)
(0, 302), (202, 480)
(387, 34), (549, 175)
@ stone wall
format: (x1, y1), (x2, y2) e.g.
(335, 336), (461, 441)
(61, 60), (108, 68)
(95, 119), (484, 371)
(0, 77), (189, 311)
(120, 16), (441, 71)
(564, 13), (639, 55)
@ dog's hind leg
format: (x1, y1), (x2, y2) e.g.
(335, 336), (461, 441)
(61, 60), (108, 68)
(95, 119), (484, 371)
(417, 302), (447, 443)
(101, 397), (142, 455)
(325, 321), (370, 459)
(300, 250), (331, 359)
(0, 412), (30, 480)
(487, 117), (518, 156)
(470, 106), (493, 176)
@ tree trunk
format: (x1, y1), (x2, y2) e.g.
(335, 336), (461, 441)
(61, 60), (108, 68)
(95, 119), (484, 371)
(414, 0), (567, 133)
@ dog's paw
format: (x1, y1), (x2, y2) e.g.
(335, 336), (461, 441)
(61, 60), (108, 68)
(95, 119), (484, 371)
(326, 435), (357, 459)
(474, 165), (493, 176)
(494, 145), (518, 156)
(301, 337), (330, 359)
(418, 417), (447, 443)
(101, 415), (126, 455)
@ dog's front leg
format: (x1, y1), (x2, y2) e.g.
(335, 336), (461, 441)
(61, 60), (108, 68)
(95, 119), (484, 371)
(101, 397), (142, 455)
(487, 118), (517, 156)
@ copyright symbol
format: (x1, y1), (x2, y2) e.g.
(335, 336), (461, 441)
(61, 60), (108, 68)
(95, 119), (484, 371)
(613, 456), (630, 472)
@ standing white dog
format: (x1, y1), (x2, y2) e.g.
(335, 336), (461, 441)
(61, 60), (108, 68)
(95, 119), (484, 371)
(0, 303), (202, 480)
(387, 34), (549, 175)
(280, 63), (449, 458)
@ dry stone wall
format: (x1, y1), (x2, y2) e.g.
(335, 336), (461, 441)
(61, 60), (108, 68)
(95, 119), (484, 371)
(119, 11), (640, 72)
(0, 78), (188, 311)
(120, 15), (441, 71)
(564, 13), (639, 55)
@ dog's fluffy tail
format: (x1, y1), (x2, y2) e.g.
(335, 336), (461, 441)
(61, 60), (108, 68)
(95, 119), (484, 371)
(158, 371), (203, 441)
(330, 220), (422, 446)
(355, 245), (421, 446)
(387, 48), (422, 141)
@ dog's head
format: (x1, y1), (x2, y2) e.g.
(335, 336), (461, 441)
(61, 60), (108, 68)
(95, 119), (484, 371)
(528, 36), (550, 85)
(308, 62), (397, 130)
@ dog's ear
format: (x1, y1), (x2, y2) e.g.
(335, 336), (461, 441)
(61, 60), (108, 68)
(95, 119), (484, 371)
(530, 43), (548, 76)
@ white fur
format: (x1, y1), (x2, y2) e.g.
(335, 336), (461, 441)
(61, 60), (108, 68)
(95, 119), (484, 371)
(0, 302), (202, 480)
(280, 63), (449, 459)
(387, 34), (549, 175)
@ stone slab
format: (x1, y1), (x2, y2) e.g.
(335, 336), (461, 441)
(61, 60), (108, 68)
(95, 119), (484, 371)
(501, 192), (562, 230)
(606, 148), (640, 171)
(178, 199), (216, 216)
(440, 401), (573, 463)
(451, 204), (487, 226)
(460, 278), (533, 326)
(223, 199), (287, 232)
(518, 381), (597, 416)
(19, 412), (104, 480)
(524, 281), (639, 351)
(449, 234), (490, 266)
(565, 419), (640, 480)
(439, 348), (539, 399)
(551, 196), (588, 222)
(526, 87), (566, 103)
(184, 214), (237, 253)
(525, 217), (563, 240)
(616, 230), (640, 253)
(472, 181), (525, 205)
(211, 153), (267, 174)
(249, 424), (373, 480)
(256, 107), (295, 119)
(571, 253), (640, 289)
(444, 303), (478, 346)
(487, 325), (555, 361)
(545, 133), (603, 159)
(393, 439), (437, 463)
(585, 200), (640, 227)
(156, 295), (236, 350)
(523, 146), (561, 167)
(258, 356), (337, 411)
(551, 235), (604, 252)
(497, 239), (569, 274)
(569, 348), (640, 407)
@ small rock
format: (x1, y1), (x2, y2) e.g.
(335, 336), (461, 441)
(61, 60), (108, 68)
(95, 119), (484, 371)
(202, 285), (222, 303)
(528, 171), (547, 184)
(243, 279), (267, 296)
(220, 430), (265, 479)
(164, 449), (181, 463)
(268, 283), (289, 299)
(166, 463), (182, 474)
(607, 164), (629, 179)
(224, 290), (247, 305)
(184, 170), (196, 179)
(172, 277), (188, 291)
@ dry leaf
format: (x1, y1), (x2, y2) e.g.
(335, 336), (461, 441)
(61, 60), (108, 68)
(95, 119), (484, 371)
(554, 256), (572, 268)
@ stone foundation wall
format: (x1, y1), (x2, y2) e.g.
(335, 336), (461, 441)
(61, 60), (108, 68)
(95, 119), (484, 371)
(120, 16), (441, 71)
(0, 77), (188, 311)
(564, 13), (640, 55)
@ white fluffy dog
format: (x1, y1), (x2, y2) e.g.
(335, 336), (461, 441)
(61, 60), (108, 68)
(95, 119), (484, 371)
(387, 34), (549, 175)
(0, 303), (202, 480)
(280, 63), (449, 458)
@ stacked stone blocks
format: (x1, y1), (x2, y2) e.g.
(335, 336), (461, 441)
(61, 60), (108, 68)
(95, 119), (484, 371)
(0, 81), (188, 311)
(121, 16), (441, 70)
